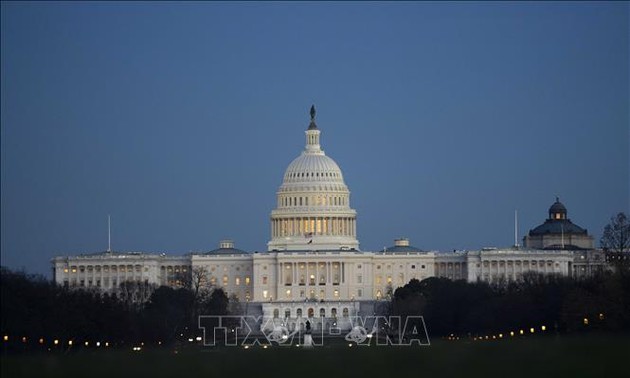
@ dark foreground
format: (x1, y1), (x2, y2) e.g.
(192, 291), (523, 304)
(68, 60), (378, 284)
(2, 334), (628, 378)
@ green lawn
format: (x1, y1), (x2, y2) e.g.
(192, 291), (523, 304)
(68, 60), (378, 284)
(2, 334), (628, 378)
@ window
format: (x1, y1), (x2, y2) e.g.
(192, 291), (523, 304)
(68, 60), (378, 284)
(357, 275), (362, 284)
(334, 289), (339, 298)
(235, 277), (240, 286)
(273, 309), (279, 318)
(285, 309), (291, 318)
(245, 276), (250, 285)
(357, 289), (362, 297)
(286, 289), (291, 298)
(297, 308), (303, 317)
(421, 265), (425, 269)
(342, 308), (349, 317)
(376, 276), (382, 285)
(320, 308), (326, 317)
(308, 308), (314, 318)
(223, 276), (228, 286)
(263, 290), (268, 299)
(262, 276), (268, 285)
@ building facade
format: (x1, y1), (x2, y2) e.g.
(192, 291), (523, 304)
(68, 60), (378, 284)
(52, 107), (593, 329)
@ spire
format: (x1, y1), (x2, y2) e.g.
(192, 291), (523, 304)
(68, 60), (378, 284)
(308, 104), (318, 130)
(304, 105), (322, 153)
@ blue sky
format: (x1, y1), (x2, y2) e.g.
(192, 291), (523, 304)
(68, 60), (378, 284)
(2, 2), (628, 276)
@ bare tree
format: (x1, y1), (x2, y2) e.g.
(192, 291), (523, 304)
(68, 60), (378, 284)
(601, 212), (630, 253)
(191, 266), (211, 300)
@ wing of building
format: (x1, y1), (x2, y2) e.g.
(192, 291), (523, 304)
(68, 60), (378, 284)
(51, 106), (604, 330)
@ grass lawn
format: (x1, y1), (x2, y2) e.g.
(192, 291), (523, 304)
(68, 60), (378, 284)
(2, 333), (628, 378)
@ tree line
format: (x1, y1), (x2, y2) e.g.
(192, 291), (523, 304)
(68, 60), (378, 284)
(390, 268), (630, 338)
(0, 266), (230, 351)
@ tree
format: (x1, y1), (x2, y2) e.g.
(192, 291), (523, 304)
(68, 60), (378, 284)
(601, 212), (630, 253)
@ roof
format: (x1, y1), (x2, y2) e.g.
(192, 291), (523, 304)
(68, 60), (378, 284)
(528, 219), (588, 236)
(380, 245), (425, 253)
(203, 247), (249, 256)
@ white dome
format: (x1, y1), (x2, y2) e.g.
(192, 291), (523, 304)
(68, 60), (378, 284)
(283, 153), (345, 184)
(268, 106), (359, 252)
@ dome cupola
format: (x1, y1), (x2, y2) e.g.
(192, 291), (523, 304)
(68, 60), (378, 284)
(549, 197), (567, 220)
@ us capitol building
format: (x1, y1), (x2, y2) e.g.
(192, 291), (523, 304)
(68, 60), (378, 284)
(52, 107), (605, 329)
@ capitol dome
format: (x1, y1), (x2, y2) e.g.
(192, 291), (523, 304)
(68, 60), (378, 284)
(268, 106), (359, 252)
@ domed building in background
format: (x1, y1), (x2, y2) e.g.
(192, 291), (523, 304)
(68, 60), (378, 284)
(523, 197), (594, 250)
(54, 106), (598, 330)
(268, 106), (358, 252)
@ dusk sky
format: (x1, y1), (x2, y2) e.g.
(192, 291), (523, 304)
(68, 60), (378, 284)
(1, 2), (628, 277)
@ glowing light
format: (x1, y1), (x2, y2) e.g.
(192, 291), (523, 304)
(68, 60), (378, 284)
(22, 337), (27, 343)
(492, 335), (496, 339)
(541, 325), (546, 331)
(39, 338), (44, 344)
(530, 328), (535, 334)
(85, 341), (89, 346)
(367, 334), (373, 339)
(519, 330), (524, 335)
(105, 342), (109, 347)
(244, 345), (250, 349)
(598, 313), (604, 320)
(188, 338), (194, 342)
(510, 331), (514, 337)
(54, 339), (59, 345)
(348, 343), (353, 347)
(263, 345), (268, 349)
(499, 334), (503, 338)
(96, 342), (101, 347)
(195, 336), (202, 341)
(68, 340), (73, 346)
(583, 318), (589, 325)
(3, 335), (8, 342)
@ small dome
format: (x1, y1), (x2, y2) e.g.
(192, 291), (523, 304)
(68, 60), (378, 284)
(204, 240), (248, 255)
(381, 238), (424, 253)
(549, 198), (566, 213)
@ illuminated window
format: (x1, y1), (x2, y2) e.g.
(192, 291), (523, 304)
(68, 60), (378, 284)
(245, 276), (250, 285)
(63, 268), (69, 273)
(263, 290), (268, 299)
(286, 289), (291, 298)
(334, 289), (339, 297)
(235, 277), (240, 286)
(387, 276), (392, 284)
(223, 276), (228, 286)
(376, 276), (382, 285)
